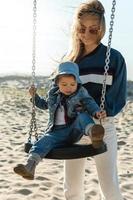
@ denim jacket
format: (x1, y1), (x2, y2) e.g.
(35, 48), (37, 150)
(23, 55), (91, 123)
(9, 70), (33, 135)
(33, 85), (100, 131)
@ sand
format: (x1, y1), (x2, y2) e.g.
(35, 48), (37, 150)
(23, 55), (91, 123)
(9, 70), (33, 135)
(0, 76), (133, 200)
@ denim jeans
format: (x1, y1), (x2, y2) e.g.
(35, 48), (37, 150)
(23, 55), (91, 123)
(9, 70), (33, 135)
(29, 112), (94, 159)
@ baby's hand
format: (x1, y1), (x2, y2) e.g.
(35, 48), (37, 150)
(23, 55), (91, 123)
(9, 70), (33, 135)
(29, 85), (37, 97)
(95, 110), (107, 119)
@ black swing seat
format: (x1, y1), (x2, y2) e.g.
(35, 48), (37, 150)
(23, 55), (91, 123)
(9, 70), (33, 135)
(24, 142), (107, 160)
(46, 143), (107, 159)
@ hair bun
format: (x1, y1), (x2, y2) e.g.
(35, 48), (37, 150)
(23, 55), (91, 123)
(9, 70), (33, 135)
(88, 8), (104, 15)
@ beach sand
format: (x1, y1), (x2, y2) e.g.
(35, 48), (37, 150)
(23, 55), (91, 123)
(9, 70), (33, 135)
(0, 76), (133, 200)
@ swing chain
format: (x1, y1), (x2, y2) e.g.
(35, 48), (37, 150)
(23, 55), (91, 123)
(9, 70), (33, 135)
(28, 0), (38, 142)
(100, 0), (116, 113)
(32, 0), (37, 85)
(29, 103), (38, 141)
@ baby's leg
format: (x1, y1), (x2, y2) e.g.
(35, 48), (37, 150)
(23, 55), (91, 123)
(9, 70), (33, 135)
(67, 112), (94, 144)
(71, 112), (105, 148)
(14, 126), (71, 180)
(29, 126), (72, 158)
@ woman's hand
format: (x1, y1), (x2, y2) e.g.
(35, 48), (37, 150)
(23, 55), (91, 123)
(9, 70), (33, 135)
(29, 85), (37, 97)
(95, 110), (107, 119)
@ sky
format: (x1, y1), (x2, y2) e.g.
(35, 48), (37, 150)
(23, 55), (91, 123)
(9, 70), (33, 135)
(0, 0), (133, 80)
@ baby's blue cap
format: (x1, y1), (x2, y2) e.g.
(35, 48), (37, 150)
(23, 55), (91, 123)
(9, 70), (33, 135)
(55, 61), (82, 84)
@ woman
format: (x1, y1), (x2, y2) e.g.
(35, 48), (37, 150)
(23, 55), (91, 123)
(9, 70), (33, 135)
(63, 0), (127, 200)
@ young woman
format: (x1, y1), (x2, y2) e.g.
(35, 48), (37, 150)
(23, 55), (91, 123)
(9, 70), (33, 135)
(63, 1), (127, 200)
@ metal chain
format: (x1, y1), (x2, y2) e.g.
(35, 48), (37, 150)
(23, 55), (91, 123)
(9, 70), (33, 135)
(28, 0), (38, 142)
(32, 0), (37, 85)
(100, 0), (116, 115)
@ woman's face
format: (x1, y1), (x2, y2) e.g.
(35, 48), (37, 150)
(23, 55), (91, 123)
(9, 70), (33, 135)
(77, 15), (101, 47)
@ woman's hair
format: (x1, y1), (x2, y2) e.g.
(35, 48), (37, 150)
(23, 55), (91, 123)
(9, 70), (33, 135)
(64, 0), (106, 62)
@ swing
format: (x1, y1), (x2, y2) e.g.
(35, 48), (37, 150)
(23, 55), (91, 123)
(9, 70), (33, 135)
(24, 0), (116, 159)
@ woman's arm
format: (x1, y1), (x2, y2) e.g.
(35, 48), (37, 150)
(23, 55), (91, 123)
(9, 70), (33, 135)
(105, 55), (127, 116)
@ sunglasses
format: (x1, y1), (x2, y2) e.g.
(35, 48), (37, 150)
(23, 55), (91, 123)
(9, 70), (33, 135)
(78, 25), (100, 35)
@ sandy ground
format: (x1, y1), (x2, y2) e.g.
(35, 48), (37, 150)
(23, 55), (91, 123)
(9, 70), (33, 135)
(0, 76), (133, 200)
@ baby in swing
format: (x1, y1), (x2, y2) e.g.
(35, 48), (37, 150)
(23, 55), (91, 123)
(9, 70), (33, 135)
(14, 61), (106, 180)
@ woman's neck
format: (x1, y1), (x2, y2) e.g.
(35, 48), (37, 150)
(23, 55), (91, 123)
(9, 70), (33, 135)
(82, 43), (99, 57)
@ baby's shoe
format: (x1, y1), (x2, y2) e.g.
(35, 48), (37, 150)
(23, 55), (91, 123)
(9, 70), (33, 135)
(90, 124), (105, 148)
(13, 159), (37, 180)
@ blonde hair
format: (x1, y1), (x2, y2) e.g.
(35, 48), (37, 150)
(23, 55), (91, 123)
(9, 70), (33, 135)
(64, 0), (106, 62)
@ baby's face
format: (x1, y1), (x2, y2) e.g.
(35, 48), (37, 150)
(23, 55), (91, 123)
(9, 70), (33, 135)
(58, 75), (78, 96)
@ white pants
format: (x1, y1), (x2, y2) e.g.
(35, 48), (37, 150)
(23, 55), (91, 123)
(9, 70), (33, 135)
(64, 117), (123, 200)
